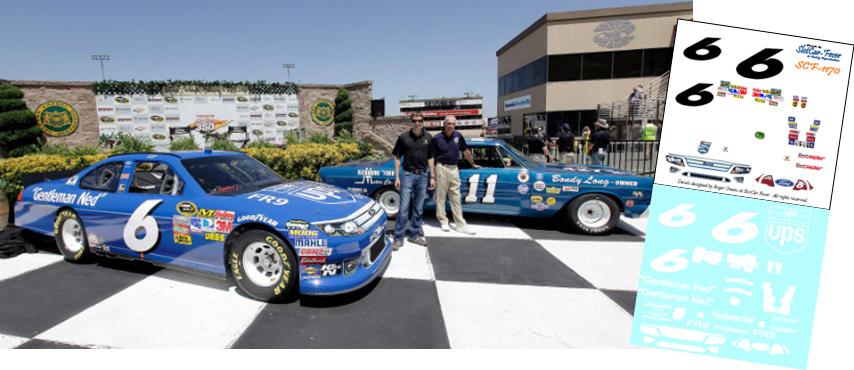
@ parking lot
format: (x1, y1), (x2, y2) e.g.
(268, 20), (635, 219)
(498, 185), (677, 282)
(0, 213), (647, 349)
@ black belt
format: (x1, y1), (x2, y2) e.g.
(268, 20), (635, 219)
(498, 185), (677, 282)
(404, 168), (428, 175)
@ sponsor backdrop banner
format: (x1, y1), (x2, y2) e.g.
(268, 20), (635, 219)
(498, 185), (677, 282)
(632, 20), (853, 369)
(95, 92), (299, 150)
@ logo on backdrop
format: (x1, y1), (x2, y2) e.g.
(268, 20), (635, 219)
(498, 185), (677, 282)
(311, 98), (335, 126)
(35, 100), (79, 137)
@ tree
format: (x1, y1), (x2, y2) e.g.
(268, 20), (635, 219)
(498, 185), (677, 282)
(333, 88), (353, 136)
(0, 83), (42, 157)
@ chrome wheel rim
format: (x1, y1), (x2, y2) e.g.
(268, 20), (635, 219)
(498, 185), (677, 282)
(61, 218), (85, 253)
(242, 241), (284, 287)
(578, 200), (611, 229)
(378, 191), (400, 216)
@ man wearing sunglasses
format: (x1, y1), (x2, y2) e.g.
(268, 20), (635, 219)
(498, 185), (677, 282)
(392, 112), (435, 250)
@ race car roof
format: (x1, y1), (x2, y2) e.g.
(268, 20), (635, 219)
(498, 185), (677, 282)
(107, 150), (247, 161)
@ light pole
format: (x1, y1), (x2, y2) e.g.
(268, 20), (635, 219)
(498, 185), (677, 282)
(91, 54), (110, 81)
(282, 63), (295, 82)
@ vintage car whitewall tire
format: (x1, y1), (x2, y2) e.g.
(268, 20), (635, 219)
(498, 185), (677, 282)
(567, 194), (620, 235)
(54, 208), (93, 263)
(373, 187), (400, 218)
(229, 230), (298, 302)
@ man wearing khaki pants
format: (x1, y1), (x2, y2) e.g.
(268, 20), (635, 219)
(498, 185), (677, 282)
(429, 116), (479, 235)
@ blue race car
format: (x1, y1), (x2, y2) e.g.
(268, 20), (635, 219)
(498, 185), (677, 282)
(14, 150), (391, 302)
(319, 138), (652, 235)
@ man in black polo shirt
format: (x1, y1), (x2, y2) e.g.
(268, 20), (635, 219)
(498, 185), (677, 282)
(430, 115), (479, 235)
(392, 112), (434, 250)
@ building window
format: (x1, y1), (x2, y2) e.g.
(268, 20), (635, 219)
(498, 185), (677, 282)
(498, 56), (548, 96)
(613, 50), (644, 78)
(643, 48), (674, 76)
(582, 52), (613, 80)
(547, 54), (581, 82)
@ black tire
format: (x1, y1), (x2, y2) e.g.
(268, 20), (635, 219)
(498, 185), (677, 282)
(373, 187), (400, 219)
(566, 194), (620, 235)
(54, 208), (92, 263)
(229, 230), (298, 303)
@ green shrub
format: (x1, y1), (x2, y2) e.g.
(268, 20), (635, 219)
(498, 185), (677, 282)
(169, 137), (200, 151)
(243, 143), (362, 180)
(0, 153), (108, 195)
(38, 144), (100, 156)
(334, 130), (373, 159)
(307, 132), (332, 144)
(334, 88), (353, 136)
(286, 131), (302, 145)
(112, 133), (154, 154)
(210, 138), (239, 151)
(244, 139), (278, 149)
(0, 84), (42, 157)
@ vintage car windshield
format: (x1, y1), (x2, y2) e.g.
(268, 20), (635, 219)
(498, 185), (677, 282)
(500, 142), (532, 167)
(182, 155), (284, 195)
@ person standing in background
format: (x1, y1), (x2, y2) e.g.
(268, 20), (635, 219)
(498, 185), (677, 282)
(527, 128), (550, 163)
(430, 115), (478, 235)
(588, 119), (610, 165)
(579, 125), (591, 163)
(641, 119), (658, 160)
(391, 112), (434, 250)
(556, 123), (575, 164)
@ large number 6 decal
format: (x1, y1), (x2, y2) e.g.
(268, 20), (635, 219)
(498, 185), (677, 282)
(675, 83), (714, 107)
(123, 199), (163, 252)
(736, 48), (784, 79)
(658, 203), (697, 228)
(711, 212), (759, 244)
(683, 37), (722, 61)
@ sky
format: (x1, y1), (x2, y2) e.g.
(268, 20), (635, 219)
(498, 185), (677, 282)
(0, 0), (684, 117)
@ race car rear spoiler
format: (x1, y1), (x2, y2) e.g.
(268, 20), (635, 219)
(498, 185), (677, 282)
(21, 170), (78, 188)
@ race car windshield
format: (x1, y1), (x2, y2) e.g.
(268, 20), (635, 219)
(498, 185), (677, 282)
(182, 155), (284, 195)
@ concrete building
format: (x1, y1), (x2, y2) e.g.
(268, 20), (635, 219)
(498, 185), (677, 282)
(496, 2), (692, 136)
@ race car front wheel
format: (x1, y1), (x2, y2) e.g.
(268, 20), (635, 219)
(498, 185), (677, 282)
(374, 187), (400, 218)
(229, 230), (298, 303)
(567, 194), (620, 235)
(54, 209), (92, 263)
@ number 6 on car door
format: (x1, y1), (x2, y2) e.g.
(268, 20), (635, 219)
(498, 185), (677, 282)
(123, 199), (163, 252)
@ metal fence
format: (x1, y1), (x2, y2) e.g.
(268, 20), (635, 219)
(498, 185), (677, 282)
(500, 136), (660, 177)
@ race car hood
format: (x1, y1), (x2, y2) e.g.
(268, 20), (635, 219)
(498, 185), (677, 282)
(238, 180), (375, 223)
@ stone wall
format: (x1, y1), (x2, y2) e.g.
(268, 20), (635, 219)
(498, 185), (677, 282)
(10, 79), (374, 148)
(12, 80), (99, 148)
(298, 81), (373, 137)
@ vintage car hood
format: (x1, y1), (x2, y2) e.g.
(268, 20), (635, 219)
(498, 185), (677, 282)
(237, 180), (375, 223)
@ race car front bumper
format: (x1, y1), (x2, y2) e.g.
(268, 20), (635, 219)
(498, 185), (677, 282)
(298, 234), (392, 295)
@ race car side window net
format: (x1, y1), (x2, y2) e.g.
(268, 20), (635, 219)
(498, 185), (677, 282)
(129, 161), (184, 195)
(79, 162), (124, 192)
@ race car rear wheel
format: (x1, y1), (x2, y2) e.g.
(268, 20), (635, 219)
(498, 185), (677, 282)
(54, 209), (92, 263)
(567, 194), (620, 235)
(374, 187), (400, 218)
(229, 230), (297, 302)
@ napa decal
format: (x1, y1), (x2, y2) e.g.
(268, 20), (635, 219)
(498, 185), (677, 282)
(35, 100), (79, 137)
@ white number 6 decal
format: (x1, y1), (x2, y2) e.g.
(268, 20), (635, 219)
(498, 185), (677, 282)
(712, 212), (759, 244)
(123, 199), (163, 252)
(658, 203), (697, 228)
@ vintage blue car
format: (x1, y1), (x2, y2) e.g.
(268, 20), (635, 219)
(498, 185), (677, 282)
(14, 150), (391, 302)
(319, 138), (652, 235)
